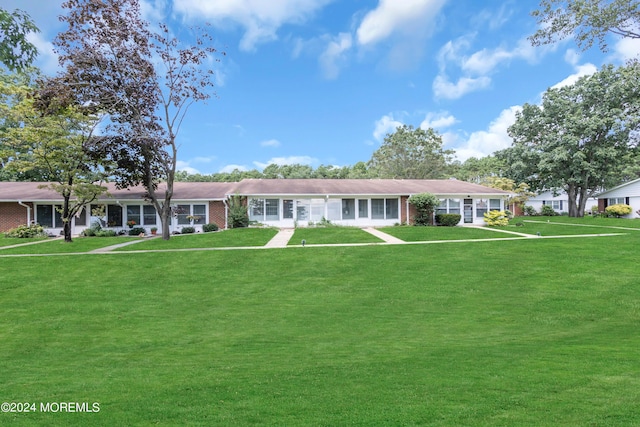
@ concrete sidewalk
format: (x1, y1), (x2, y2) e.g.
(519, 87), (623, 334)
(362, 227), (406, 244)
(264, 228), (295, 248)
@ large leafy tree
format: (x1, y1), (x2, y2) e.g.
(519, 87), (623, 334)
(504, 63), (640, 217)
(0, 70), (108, 242)
(453, 155), (506, 183)
(369, 125), (455, 179)
(0, 8), (39, 71)
(530, 0), (640, 52)
(53, 0), (222, 240)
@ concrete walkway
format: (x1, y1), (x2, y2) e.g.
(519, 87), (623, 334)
(264, 228), (295, 248)
(89, 238), (156, 253)
(362, 227), (406, 244)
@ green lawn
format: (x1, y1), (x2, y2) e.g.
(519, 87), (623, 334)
(0, 236), (140, 254)
(289, 227), (383, 245)
(0, 234), (49, 248)
(501, 216), (640, 236)
(378, 225), (519, 241)
(115, 227), (279, 251)
(1, 223), (639, 425)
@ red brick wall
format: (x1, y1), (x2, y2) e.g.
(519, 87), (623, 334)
(0, 202), (31, 232)
(208, 200), (227, 229)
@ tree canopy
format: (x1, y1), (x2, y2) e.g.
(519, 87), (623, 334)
(503, 63), (640, 217)
(368, 125), (455, 179)
(0, 8), (39, 71)
(530, 0), (640, 52)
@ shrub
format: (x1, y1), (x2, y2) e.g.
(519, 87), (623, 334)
(181, 226), (195, 234)
(5, 224), (46, 238)
(128, 227), (146, 236)
(435, 213), (461, 227)
(228, 194), (249, 228)
(523, 205), (537, 216)
(95, 230), (117, 237)
(483, 210), (509, 226)
(605, 204), (632, 217)
(202, 223), (219, 232)
(540, 205), (557, 216)
(409, 193), (439, 226)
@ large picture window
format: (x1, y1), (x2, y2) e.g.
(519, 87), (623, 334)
(342, 199), (355, 220)
(143, 205), (157, 225)
(127, 205), (141, 226)
(176, 204), (207, 224)
(358, 199), (368, 218)
(475, 199), (487, 218)
(249, 198), (278, 221)
(36, 205), (64, 228)
(489, 199), (501, 211)
(371, 199), (385, 219)
(385, 199), (398, 219)
(371, 198), (398, 220)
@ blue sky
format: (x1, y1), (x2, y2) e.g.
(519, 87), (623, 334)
(2, 0), (639, 175)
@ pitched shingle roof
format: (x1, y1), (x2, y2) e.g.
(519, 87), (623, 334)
(230, 179), (510, 196)
(0, 178), (509, 202)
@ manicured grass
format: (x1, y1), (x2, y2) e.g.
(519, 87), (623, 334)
(0, 234), (48, 247)
(1, 230), (639, 425)
(378, 225), (518, 241)
(502, 217), (640, 236)
(288, 227), (383, 245)
(0, 236), (140, 254)
(115, 227), (279, 251)
(521, 215), (640, 229)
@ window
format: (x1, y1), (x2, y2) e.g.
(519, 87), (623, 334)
(177, 204), (191, 225)
(143, 205), (157, 225)
(296, 199), (309, 220)
(609, 197), (625, 205)
(283, 200), (294, 219)
(193, 204), (206, 224)
(37, 205), (53, 227)
(385, 199), (398, 219)
(249, 199), (264, 221)
(327, 199), (341, 221)
(371, 199), (385, 219)
(310, 199), (325, 222)
(475, 199), (487, 218)
(107, 204), (122, 227)
(342, 199), (355, 220)
(127, 205), (141, 226)
(448, 199), (460, 214)
(489, 199), (501, 211)
(358, 199), (368, 218)
(436, 199), (447, 215)
(75, 207), (87, 226)
(265, 199), (279, 221)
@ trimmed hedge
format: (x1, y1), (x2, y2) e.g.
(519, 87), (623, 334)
(128, 227), (146, 236)
(203, 223), (219, 232)
(181, 226), (196, 234)
(435, 214), (461, 227)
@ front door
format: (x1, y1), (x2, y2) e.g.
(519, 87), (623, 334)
(463, 198), (473, 223)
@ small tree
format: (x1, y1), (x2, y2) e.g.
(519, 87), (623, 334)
(408, 193), (440, 226)
(227, 194), (249, 228)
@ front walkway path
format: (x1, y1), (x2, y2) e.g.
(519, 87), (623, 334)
(89, 238), (156, 253)
(362, 227), (406, 244)
(264, 228), (295, 248)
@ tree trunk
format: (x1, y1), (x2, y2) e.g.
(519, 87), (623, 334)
(62, 191), (73, 243)
(566, 185), (579, 217)
(576, 187), (590, 217)
(161, 203), (171, 240)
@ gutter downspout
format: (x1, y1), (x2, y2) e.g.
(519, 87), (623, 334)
(18, 201), (31, 224)
(406, 195), (411, 225)
(223, 197), (229, 230)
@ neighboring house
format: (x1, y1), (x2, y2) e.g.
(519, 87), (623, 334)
(526, 190), (598, 215)
(0, 178), (511, 234)
(596, 178), (640, 218)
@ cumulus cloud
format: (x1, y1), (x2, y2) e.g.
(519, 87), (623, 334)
(219, 164), (249, 173)
(356, 0), (446, 47)
(176, 160), (201, 174)
(319, 32), (353, 79)
(260, 139), (281, 147)
(420, 112), (458, 130)
(173, 0), (333, 51)
(550, 62), (598, 89)
(253, 155), (318, 170)
(27, 32), (59, 75)
(373, 114), (405, 141)
(432, 75), (491, 100)
(613, 37), (640, 62)
(452, 106), (520, 161)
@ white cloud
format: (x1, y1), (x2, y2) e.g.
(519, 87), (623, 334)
(319, 32), (352, 79)
(461, 38), (540, 75)
(253, 155), (318, 170)
(453, 106), (520, 161)
(356, 0), (446, 47)
(420, 112), (458, 130)
(260, 139), (281, 147)
(176, 160), (201, 174)
(432, 75), (491, 100)
(27, 32), (59, 75)
(551, 62), (598, 89)
(173, 0), (333, 52)
(564, 48), (581, 66)
(373, 114), (404, 141)
(219, 164), (249, 173)
(613, 37), (640, 62)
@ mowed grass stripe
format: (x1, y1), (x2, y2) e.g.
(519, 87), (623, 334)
(1, 233), (639, 425)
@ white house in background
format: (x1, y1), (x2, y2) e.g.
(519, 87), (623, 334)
(526, 190), (598, 214)
(596, 178), (640, 218)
